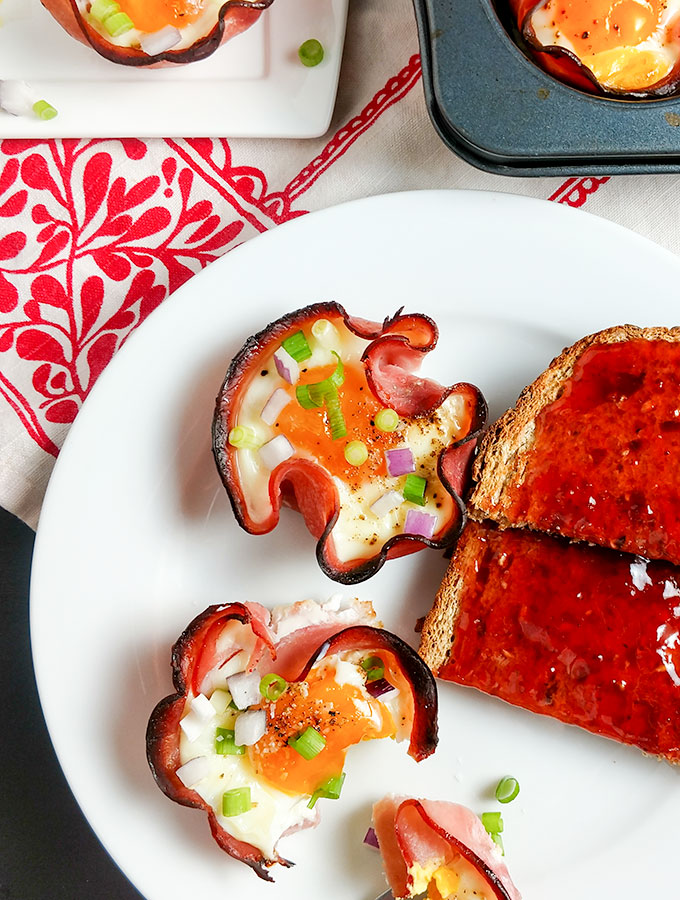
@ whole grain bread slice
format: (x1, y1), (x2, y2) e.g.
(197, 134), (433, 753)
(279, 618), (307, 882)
(468, 324), (680, 530)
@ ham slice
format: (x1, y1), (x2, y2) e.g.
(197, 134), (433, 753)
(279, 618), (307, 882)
(373, 795), (521, 900)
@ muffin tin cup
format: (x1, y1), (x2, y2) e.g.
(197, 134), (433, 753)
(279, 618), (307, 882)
(413, 0), (680, 175)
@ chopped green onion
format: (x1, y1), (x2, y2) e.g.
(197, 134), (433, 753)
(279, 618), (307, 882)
(222, 786), (251, 816)
(307, 772), (346, 808)
(403, 473), (427, 506)
(288, 726), (326, 760)
(360, 655), (385, 682)
(215, 727), (245, 756)
(325, 388), (347, 440)
(311, 318), (337, 343)
(344, 440), (368, 467)
(298, 38), (325, 67)
(282, 330), (312, 363)
(495, 776), (520, 804)
(33, 100), (58, 121)
(90, 0), (120, 21)
(481, 812), (504, 834)
(102, 10), (134, 35)
(228, 425), (261, 450)
(260, 673), (288, 702)
(296, 352), (345, 410)
(375, 408), (399, 432)
(491, 832), (505, 855)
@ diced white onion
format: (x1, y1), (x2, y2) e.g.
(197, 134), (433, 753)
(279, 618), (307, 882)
(370, 490), (404, 518)
(259, 434), (295, 470)
(176, 755), (210, 788)
(261, 388), (291, 426)
(179, 693), (216, 742)
(139, 25), (182, 56)
(0, 80), (35, 117)
(226, 671), (261, 709)
(234, 709), (267, 746)
(273, 347), (300, 385)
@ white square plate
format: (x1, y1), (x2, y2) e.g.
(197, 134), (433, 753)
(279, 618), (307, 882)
(0, 0), (348, 138)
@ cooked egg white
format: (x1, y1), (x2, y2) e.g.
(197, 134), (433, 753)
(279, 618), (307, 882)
(531, 0), (680, 92)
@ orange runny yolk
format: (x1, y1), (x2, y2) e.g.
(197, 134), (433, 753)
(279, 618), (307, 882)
(275, 360), (403, 491)
(549, 0), (663, 56)
(115, 0), (204, 34)
(248, 663), (396, 796)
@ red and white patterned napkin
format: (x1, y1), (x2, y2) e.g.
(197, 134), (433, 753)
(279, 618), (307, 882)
(1, 0), (679, 527)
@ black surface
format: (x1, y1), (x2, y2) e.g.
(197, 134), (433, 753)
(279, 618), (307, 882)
(413, 0), (680, 175)
(0, 506), (143, 900)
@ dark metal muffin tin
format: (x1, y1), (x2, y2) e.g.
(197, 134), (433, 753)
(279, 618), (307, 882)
(413, 0), (680, 175)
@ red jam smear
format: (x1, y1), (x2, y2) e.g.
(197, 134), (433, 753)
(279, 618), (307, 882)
(502, 339), (680, 563)
(438, 522), (680, 759)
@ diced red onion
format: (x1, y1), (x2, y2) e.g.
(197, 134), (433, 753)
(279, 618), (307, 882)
(259, 434), (295, 470)
(176, 755), (210, 788)
(366, 677), (400, 702)
(234, 709), (267, 746)
(226, 671), (261, 709)
(261, 388), (291, 426)
(404, 509), (437, 540)
(179, 693), (216, 741)
(139, 25), (182, 55)
(370, 490), (403, 518)
(363, 826), (380, 850)
(385, 447), (415, 477)
(273, 346), (300, 385)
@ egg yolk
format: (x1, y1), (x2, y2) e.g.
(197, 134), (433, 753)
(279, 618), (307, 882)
(248, 664), (395, 796)
(115, 0), (205, 33)
(275, 360), (403, 491)
(548, 0), (662, 56)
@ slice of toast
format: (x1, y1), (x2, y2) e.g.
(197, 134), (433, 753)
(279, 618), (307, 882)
(468, 324), (680, 563)
(419, 520), (680, 761)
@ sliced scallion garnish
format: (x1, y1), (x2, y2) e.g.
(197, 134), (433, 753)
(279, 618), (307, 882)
(215, 727), (245, 756)
(375, 408), (399, 432)
(102, 10), (134, 35)
(344, 440), (368, 467)
(222, 786), (251, 817)
(288, 726), (326, 760)
(491, 832), (505, 855)
(495, 776), (520, 804)
(228, 425), (261, 450)
(298, 38), (324, 67)
(324, 388), (346, 440)
(33, 100), (58, 121)
(307, 772), (346, 808)
(282, 330), (312, 362)
(481, 812), (504, 834)
(360, 656), (385, 682)
(403, 473), (427, 506)
(260, 673), (287, 702)
(90, 0), (120, 22)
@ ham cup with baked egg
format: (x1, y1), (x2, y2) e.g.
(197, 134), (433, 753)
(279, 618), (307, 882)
(511, 0), (680, 97)
(41, 0), (273, 66)
(212, 303), (487, 584)
(372, 796), (522, 900)
(146, 597), (438, 880)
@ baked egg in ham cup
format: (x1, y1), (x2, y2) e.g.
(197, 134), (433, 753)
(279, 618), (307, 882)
(146, 597), (438, 880)
(511, 0), (680, 97)
(372, 795), (522, 900)
(41, 0), (273, 66)
(212, 303), (487, 584)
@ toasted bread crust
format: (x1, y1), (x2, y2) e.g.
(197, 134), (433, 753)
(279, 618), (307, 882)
(418, 525), (481, 674)
(468, 324), (680, 525)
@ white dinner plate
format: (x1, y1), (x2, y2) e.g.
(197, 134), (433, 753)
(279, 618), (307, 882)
(0, 0), (347, 138)
(31, 191), (680, 900)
